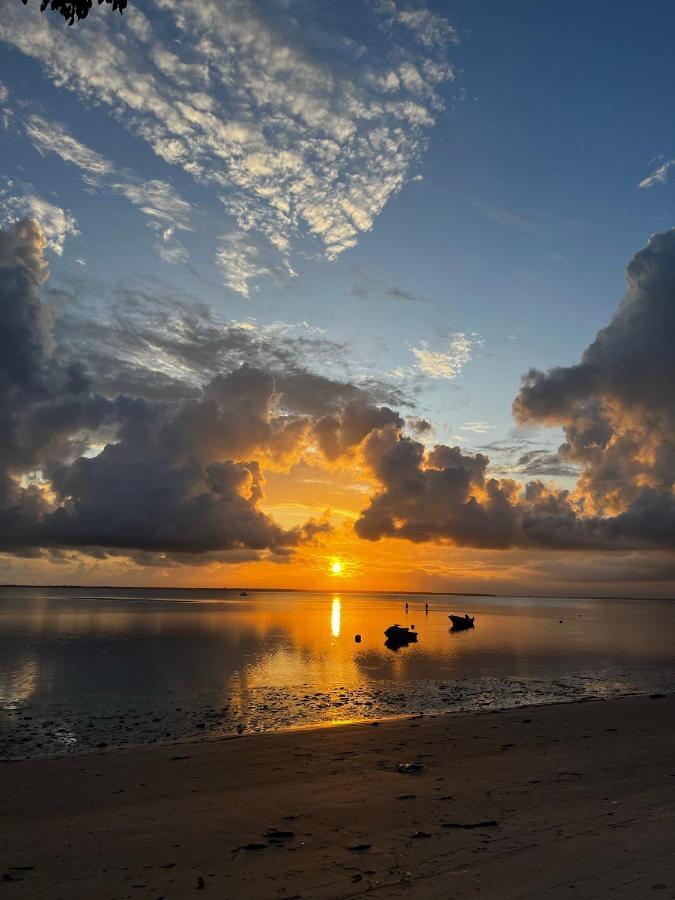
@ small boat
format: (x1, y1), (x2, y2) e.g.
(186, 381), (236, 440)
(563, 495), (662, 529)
(449, 614), (475, 631)
(384, 624), (418, 645)
(240, 591), (249, 597)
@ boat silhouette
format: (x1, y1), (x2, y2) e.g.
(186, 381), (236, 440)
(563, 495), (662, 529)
(384, 624), (418, 648)
(449, 614), (475, 631)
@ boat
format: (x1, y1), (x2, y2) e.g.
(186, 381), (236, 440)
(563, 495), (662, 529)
(384, 624), (418, 645)
(240, 591), (249, 597)
(449, 614), (475, 631)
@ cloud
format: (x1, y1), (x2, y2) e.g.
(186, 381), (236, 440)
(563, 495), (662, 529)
(463, 195), (543, 235)
(351, 271), (437, 306)
(513, 450), (578, 479)
(638, 158), (675, 190)
(216, 232), (295, 297)
(356, 230), (675, 552)
(0, 220), (323, 560)
(314, 399), (403, 461)
(21, 114), (192, 264)
(0, 0), (454, 291)
(0, 219), (417, 563)
(48, 276), (412, 416)
(513, 229), (675, 516)
(0, 185), (79, 255)
(460, 421), (496, 434)
(411, 331), (482, 379)
(374, 0), (458, 49)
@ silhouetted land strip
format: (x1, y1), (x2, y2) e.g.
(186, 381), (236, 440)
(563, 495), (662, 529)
(3, 584), (675, 600)
(2, 695), (674, 898)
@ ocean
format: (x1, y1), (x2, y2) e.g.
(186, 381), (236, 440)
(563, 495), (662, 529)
(1, 587), (674, 758)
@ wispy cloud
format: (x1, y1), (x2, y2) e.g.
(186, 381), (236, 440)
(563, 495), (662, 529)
(638, 158), (675, 189)
(351, 271), (437, 306)
(21, 114), (192, 264)
(463, 195), (543, 235)
(0, 0), (455, 293)
(460, 421), (496, 434)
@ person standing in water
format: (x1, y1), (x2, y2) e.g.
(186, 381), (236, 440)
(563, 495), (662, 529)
(425, 602), (429, 613)
(405, 601), (409, 613)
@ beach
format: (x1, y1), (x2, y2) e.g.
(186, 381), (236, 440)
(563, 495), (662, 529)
(2, 694), (674, 899)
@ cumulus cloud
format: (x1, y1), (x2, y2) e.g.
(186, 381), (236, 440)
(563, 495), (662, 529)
(357, 230), (675, 552)
(0, 0), (454, 292)
(0, 220), (413, 563)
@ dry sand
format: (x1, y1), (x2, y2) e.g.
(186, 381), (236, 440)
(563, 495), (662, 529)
(2, 695), (675, 899)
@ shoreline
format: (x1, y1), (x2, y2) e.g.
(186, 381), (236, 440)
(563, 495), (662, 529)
(4, 676), (672, 764)
(0, 688), (653, 765)
(3, 693), (674, 898)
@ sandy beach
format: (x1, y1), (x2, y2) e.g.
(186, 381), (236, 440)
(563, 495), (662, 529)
(2, 694), (675, 899)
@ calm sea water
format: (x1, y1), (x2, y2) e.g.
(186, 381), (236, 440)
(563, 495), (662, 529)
(1, 587), (674, 758)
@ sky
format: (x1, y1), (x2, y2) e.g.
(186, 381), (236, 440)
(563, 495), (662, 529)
(0, 0), (674, 596)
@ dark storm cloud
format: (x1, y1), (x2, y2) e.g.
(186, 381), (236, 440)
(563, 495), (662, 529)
(356, 230), (675, 552)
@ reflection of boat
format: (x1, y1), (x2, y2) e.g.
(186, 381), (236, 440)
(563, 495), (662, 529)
(384, 624), (418, 647)
(449, 614), (474, 631)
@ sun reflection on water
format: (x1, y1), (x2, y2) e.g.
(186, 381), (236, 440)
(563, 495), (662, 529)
(331, 595), (341, 638)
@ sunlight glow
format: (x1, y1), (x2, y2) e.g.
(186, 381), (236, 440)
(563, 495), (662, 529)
(331, 560), (343, 575)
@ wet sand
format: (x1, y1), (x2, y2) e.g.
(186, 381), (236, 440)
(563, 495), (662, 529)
(2, 695), (675, 899)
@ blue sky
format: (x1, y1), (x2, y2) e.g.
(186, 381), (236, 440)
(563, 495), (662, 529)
(0, 1), (674, 591)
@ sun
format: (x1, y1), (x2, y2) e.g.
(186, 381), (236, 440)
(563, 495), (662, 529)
(330, 560), (343, 575)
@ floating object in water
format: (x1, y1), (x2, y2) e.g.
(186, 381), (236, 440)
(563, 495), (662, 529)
(240, 591), (249, 597)
(384, 624), (418, 646)
(449, 614), (474, 631)
(354, 634), (362, 643)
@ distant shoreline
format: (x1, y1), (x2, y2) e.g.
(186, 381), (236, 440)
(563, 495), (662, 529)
(0, 583), (495, 597)
(1, 584), (673, 601)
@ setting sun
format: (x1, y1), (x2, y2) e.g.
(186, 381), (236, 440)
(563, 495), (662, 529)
(330, 560), (343, 575)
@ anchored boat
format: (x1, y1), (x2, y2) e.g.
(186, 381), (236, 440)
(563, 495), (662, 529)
(384, 624), (418, 645)
(449, 614), (475, 631)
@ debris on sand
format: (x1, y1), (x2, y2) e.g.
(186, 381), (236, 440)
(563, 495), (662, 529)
(398, 762), (425, 774)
